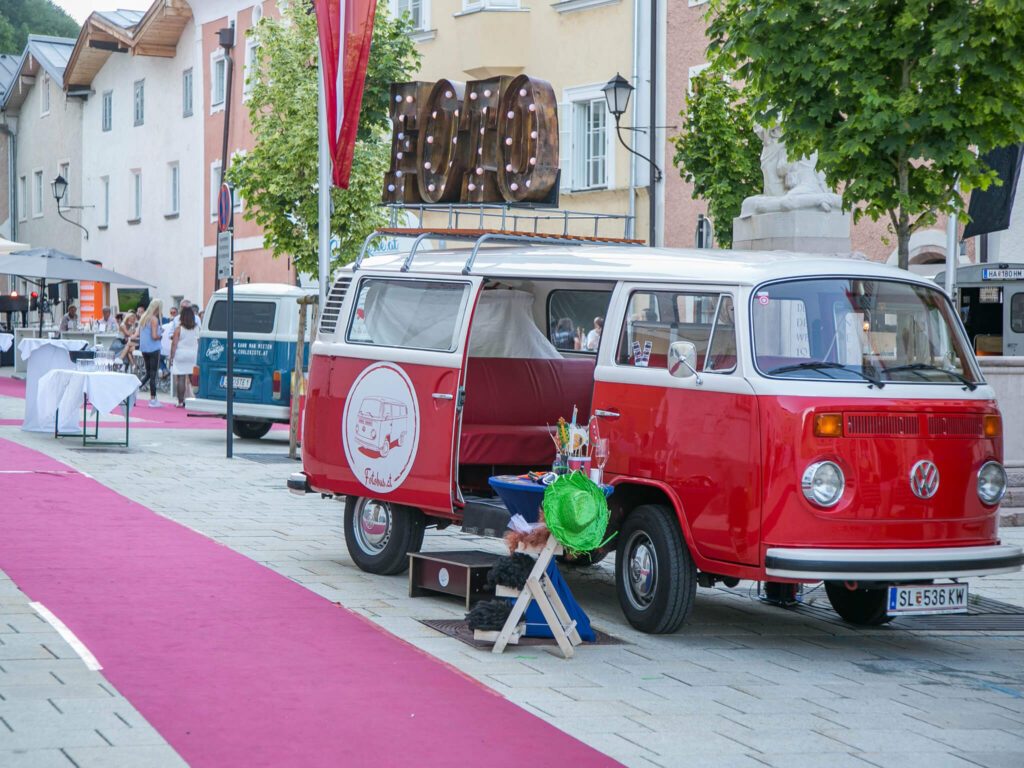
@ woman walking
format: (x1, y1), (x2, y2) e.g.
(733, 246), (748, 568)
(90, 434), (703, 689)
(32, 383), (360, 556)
(169, 306), (200, 407)
(137, 299), (164, 408)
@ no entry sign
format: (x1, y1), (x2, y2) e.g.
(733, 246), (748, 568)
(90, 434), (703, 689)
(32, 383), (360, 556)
(218, 183), (233, 233)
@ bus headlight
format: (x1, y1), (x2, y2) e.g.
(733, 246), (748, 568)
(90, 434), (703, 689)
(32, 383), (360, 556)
(977, 461), (1007, 506)
(802, 461), (845, 508)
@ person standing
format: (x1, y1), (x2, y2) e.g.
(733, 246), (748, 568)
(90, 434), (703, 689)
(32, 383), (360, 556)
(585, 316), (604, 352)
(137, 299), (164, 408)
(169, 306), (200, 407)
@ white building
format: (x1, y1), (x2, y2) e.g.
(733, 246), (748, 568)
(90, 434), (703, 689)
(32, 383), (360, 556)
(67, 3), (204, 310)
(1, 35), (84, 259)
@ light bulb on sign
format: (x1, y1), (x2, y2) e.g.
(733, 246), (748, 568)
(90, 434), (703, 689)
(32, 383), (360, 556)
(510, 183), (519, 191)
(505, 137), (513, 145)
(387, 184), (396, 192)
(507, 111), (514, 119)
(468, 183), (477, 191)
(424, 161), (431, 169)
(405, 95), (413, 103)
(530, 130), (537, 139)
(476, 167), (483, 175)
(470, 92), (478, 100)
(519, 88), (527, 97)
(426, 136), (434, 144)
(428, 183), (436, 192)
(484, 89), (492, 97)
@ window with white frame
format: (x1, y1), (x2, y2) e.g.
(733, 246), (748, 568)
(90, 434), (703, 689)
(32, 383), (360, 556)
(391, 0), (429, 29)
(133, 80), (145, 126)
(210, 160), (222, 219)
(41, 73), (51, 116)
(252, 3), (263, 24)
(243, 37), (259, 98)
(182, 69), (193, 117)
(102, 90), (112, 131)
(32, 170), (43, 217)
(17, 176), (26, 221)
(168, 163), (180, 216)
(211, 54), (227, 109)
(100, 176), (110, 227)
(130, 170), (142, 221)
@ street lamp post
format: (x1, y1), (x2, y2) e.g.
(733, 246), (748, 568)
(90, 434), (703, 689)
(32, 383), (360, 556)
(51, 174), (90, 240)
(602, 73), (662, 247)
(218, 25), (237, 459)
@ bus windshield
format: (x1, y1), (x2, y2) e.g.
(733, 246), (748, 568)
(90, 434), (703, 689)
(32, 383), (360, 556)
(751, 278), (980, 387)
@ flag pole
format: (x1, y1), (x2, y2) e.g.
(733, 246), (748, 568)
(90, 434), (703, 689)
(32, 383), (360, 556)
(317, 46), (332, 310)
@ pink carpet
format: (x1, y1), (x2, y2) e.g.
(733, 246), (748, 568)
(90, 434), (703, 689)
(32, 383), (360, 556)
(0, 439), (615, 767)
(0, 375), (26, 398)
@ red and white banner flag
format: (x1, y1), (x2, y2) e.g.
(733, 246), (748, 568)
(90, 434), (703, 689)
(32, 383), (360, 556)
(314, 0), (378, 188)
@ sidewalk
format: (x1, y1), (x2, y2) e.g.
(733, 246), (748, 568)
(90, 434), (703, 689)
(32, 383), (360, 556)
(2, 375), (1024, 767)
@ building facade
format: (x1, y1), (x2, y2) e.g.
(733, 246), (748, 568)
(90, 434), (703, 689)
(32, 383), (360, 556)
(1, 36), (84, 260)
(196, 0), (293, 304)
(67, 3), (204, 310)
(391, 0), (660, 243)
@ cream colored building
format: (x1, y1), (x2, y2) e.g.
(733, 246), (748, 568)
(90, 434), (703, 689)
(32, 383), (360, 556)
(390, 0), (659, 242)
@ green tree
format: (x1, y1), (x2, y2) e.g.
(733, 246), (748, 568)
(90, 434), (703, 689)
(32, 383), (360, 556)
(228, 3), (420, 277)
(707, 0), (1024, 269)
(672, 68), (761, 248)
(0, 0), (79, 53)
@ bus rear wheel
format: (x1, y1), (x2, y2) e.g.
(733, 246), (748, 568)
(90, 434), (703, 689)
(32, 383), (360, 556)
(344, 496), (425, 575)
(232, 419), (272, 439)
(824, 581), (894, 626)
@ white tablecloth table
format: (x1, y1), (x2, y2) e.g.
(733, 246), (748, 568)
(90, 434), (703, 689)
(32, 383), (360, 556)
(20, 339), (89, 433)
(36, 370), (140, 446)
(0, 333), (13, 353)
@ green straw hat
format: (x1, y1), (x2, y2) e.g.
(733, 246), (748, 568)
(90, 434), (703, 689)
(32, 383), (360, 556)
(542, 472), (612, 556)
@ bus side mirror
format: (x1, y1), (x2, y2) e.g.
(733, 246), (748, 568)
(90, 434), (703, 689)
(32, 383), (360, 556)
(668, 341), (702, 385)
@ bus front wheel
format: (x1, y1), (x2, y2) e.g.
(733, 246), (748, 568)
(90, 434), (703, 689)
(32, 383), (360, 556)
(344, 496), (425, 575)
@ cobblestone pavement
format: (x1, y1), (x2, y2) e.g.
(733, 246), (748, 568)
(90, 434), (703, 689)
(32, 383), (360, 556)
(2, 386), (1024, 767)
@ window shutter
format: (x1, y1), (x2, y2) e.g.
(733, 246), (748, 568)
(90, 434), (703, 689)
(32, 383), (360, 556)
(558, 101), (571, 191)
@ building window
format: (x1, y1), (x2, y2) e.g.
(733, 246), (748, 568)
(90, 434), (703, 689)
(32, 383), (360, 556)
(102, 90), (112, 131)
(168, 163), (180, 216)
(41, 73), (51, 116)
(574, 98), (607, 190)
(18, 176), (27, 222)
(130, 170), (142, 221)
(688, 63), (712, 95)
(391, 0), (429, 29)
(182, 69), (193, 117)
(100, 177), (110, 228)
(32, 170), (44, 217)
(133, 80), (145, 126)
(210, 161), (222, 219)
(243, 38), (259, 98)
(211, 54), (227, 109)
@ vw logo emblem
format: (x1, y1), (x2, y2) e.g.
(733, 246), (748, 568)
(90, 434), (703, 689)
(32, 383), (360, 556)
(909, 460), (940, 499)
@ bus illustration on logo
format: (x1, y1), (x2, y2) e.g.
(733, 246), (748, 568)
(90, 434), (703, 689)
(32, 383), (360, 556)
(355, 396), (408, 458)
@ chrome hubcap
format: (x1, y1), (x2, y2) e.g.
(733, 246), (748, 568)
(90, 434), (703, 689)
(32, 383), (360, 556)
(354, 499), (392, 556)
(625, 531), (657, 610)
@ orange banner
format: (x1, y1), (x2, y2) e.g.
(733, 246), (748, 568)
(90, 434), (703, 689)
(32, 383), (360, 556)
(78, 281), (103, 320)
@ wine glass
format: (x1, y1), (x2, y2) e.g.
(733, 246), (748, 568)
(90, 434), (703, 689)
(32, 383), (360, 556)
(592, 437), (609, 484)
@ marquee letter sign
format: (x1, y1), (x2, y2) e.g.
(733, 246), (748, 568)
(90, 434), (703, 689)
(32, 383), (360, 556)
(383, 75), (560, 206)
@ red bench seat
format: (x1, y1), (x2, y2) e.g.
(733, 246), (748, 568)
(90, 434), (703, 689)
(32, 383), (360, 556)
(459, 357), (595, 467)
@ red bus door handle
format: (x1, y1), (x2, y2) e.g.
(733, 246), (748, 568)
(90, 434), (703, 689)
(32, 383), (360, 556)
(594, 408), (620, 420)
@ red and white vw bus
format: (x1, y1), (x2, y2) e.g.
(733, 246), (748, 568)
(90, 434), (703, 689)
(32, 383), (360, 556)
(289, 232), (1023, 633)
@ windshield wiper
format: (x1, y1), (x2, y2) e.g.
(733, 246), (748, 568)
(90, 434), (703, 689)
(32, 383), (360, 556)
(767, 361), (884, 388)
(883, 363), (978, 391)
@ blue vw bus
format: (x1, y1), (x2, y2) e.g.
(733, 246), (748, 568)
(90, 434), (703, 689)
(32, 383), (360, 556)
(187, 283), (314, 439)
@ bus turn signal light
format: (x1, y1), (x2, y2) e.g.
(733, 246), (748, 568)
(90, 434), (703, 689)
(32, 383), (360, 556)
(983, 414), (1001, 438)
(814, 413), (844, 438)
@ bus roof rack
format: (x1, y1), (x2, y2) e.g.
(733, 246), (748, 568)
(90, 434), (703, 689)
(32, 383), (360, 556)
(354, 227), (644, 275)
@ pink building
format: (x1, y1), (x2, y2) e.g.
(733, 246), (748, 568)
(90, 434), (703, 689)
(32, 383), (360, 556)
(197, 1), (293, 304)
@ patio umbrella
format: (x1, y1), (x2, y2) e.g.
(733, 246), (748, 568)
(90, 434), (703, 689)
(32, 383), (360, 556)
(0, 237), (29, 254)
(0, 248), (150, 334)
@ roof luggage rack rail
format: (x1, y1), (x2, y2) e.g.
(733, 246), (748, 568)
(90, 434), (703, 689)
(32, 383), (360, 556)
(353, 202), (641, 273)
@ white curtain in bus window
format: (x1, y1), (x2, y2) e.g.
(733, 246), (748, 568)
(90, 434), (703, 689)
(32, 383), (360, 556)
(468, 289), (560, 359)
(352, 278), (469, 352)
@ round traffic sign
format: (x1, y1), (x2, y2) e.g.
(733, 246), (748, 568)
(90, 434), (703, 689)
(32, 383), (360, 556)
(218, 183), (233, 232)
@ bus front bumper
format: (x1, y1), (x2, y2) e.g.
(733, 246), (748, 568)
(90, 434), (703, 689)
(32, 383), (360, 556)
(765, 544), (1024, 581)
(185, 397), (291, 423)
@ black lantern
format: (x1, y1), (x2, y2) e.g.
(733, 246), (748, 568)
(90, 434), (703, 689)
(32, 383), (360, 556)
(602, 73), (634, 121)
(51, 174), (68, 204)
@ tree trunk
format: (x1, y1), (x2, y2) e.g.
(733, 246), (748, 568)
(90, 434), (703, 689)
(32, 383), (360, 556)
(897, 209), (911, 271)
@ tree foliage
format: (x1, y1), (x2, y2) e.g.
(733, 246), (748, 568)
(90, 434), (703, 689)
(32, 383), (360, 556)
(707, 0), (1024, 268)
(228, 3), (420, 278)
(0, 0), (79, 54)
(672, 68), (761, 248)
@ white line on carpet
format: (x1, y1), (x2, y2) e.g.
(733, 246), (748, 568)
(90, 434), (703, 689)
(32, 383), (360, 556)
(30, 601), (103, 671)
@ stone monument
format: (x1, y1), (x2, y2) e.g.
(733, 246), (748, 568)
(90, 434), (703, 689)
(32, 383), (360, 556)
(732, 125), (852, 253)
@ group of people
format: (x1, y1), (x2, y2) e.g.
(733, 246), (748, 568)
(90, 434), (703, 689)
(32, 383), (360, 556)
(551, 316), (604, 352)
(59, 299), (202, 409)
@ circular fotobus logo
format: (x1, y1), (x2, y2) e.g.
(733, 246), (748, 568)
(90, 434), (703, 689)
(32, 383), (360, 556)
(342, 362), (420, 495)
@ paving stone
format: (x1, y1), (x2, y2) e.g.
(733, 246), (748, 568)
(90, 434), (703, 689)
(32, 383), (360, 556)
(0, 750), (74, 767)
(953, 752), (1024, 768)
(61, 745), (188, 768)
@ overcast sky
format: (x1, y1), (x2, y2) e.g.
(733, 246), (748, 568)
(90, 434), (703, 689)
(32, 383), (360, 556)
(56, 1), (151, 24)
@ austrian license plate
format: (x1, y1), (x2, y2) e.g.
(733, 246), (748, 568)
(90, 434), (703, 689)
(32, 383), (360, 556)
(218, 375), (253, 390)
(887, 583), (968, 616)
